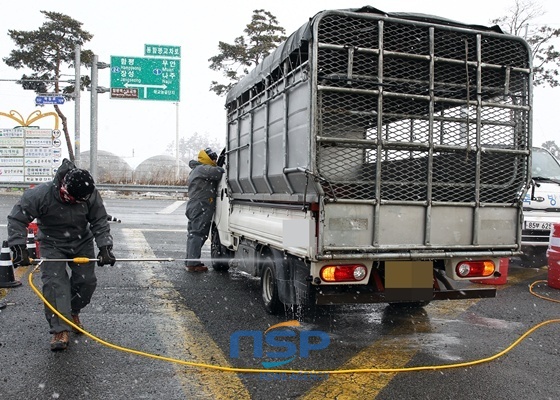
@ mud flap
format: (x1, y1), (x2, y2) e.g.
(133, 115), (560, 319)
(270, 248), (295, 305)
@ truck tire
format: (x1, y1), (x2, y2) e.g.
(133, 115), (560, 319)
(388, 301), (431, 309)
(519, 247), (548, 268)
(261, 256), (283, 315)
(210, 225), (231, 272)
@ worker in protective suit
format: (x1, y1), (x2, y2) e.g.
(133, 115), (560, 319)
(7, 158), (116, 351)
(185, 147), (224, 272)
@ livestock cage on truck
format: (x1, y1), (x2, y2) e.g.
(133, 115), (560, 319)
(217, 6), (533, 310)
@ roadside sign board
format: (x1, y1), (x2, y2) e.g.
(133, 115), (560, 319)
(35, 95), (65, 105)
(110, 56), (180, 102)
(0, 128), (62, 183)
(110, 88), (139, 99)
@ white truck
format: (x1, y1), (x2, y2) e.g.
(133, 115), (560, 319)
(210, 6), (533, 314)
(521, 147), (560, 266)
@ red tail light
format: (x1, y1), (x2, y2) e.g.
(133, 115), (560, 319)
(456, 260), (495, 278)
(320, 264), (367, 282)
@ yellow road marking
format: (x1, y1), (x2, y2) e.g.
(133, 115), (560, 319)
(302, 265), (547, 399)
(122, 228), (250, 399)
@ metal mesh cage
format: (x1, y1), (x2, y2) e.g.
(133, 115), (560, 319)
(315, 13), (531, 204)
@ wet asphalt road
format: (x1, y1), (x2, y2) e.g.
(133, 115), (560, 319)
(0, 192), (559, 400)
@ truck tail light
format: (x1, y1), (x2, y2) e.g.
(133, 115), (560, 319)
(456, 260), (495, 278)
(320, 264), (367, 282)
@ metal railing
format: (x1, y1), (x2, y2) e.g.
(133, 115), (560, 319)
(0, 183), (188, 195)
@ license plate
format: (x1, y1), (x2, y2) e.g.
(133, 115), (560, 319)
(524, 221), (553, 230)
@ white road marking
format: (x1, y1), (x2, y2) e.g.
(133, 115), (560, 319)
(157, 200), (186, 214)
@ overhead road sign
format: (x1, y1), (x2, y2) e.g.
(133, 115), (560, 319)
(35, 95), (65, 105)
(144, 44), (181, 58)
(110, 56), (180, 102)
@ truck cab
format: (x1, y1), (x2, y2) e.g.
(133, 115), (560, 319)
(521, 147), (560, 266)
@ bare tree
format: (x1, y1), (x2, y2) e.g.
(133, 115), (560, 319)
(541, 140), (560, 157)
(166, 132), (224, 163)
(492, 0), (560, 87)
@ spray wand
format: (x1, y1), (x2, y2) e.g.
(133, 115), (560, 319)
(30, 257), (204, 264)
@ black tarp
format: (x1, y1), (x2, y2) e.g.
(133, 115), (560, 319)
(225, 6), (504, 105)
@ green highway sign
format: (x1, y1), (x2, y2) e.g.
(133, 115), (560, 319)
(144, 44), (181, 58)
(110, 56), (180, 101)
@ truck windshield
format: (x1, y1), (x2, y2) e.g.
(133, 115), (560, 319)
(532, 148), (560, 180)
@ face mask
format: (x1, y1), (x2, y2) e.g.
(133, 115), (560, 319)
(59, 184), (77, 204)
(59, 184), (90, 204)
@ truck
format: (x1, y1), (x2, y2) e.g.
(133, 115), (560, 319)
(521, 147), (560, 267)
(210, 6), (533, 314)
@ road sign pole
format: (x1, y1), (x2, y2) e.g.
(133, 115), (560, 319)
(175, 102), (180, 181)
(90, 54), (98, 181)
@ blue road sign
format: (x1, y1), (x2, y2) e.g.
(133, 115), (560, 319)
(35, 96), (65, 105)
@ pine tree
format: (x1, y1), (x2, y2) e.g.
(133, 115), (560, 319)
(3, 11), (95, 161)
(208, 9), (287, 96)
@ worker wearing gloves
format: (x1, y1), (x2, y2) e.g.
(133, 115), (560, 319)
(7, 158), (116, 351)
(185, 147), (224, 272)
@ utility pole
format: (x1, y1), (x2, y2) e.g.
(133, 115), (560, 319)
(74, 44), (81, 167)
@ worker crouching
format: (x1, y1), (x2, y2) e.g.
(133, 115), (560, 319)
(6, 158), (116, 351)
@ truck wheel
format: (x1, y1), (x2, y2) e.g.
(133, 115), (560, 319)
(261, 257), (283, 315)
(519, 247), (548, 268)
(210, 225), (231, 272)
(389, 301), (431, 309)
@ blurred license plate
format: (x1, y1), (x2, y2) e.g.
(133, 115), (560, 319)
(524, 221), (552, 230)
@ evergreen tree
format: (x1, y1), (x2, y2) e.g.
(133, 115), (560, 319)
(3, 11), (94, 161)
(208, 9), (287, 96)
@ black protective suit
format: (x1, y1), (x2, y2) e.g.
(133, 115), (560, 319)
(7, 159), (113, 333)
(185, 150), (224, 268)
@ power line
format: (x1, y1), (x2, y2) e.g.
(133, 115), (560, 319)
(0, 78), (74, 83)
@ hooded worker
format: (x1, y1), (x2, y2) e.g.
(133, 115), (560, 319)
(7, 158), (116, 351)
(184, 147), (224, 272)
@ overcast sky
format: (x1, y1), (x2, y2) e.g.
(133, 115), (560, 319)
(1, 1), (559, 167)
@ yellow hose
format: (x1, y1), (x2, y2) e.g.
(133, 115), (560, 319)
(28, 265), (560, 374)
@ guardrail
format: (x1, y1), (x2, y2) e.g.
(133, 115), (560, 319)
(0, 183), (188, 194)
(99, 184), (188, 194)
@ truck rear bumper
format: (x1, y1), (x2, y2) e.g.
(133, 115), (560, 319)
(315, 286), (496, 305)
(316, 250), (520, 261)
